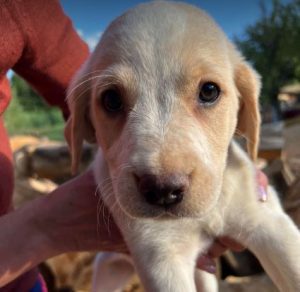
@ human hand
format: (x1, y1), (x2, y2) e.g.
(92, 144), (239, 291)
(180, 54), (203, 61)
(34, 168), (127, 256)
(0, 167), (128, 287)
(256, 168), (268, 202)
(196, 169), (268, 273)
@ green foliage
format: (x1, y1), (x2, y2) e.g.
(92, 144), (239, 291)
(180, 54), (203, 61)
(4, 75), (65, 140)
(235, 0), (300, 116)
(11, 75), (47, 111)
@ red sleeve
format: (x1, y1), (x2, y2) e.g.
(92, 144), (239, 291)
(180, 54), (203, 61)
(10, 0), (90, 119)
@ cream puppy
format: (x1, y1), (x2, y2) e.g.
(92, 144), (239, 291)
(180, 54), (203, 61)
(65, 2), (300, 291)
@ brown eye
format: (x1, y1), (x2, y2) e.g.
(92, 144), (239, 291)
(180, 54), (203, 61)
(199, 82), (220, 104)
(101, 89), (123, 112)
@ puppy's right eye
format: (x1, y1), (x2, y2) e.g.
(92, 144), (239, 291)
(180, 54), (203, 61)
(101, 89), (123, 113)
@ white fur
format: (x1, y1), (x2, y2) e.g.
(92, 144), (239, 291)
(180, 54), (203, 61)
(66, 2), (300, 291)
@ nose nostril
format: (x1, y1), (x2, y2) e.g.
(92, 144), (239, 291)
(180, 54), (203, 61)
(172, 187), (185, 196)
(144, 190), (163, 206)
(137, 173), (187, 208)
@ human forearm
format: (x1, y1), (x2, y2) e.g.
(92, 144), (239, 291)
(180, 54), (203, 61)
(0, 169), (125, 287)
(0, 171), (94, 287)
(0, 196), (54, 287)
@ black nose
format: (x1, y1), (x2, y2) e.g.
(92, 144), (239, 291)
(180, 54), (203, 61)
(137, 173), (188, 208)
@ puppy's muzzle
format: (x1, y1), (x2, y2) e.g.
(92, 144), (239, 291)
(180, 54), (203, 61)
(135, 173), (189, 208)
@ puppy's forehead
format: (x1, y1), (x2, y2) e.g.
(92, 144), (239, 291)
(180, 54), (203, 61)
(91, 1), (231, 75)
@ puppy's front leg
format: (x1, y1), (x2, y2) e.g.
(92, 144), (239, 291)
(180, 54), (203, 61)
(247, 211), (300, 292)
(121, 219), (208, 292)
(229, 194), (300, 292)
(195, 270), (218, 292)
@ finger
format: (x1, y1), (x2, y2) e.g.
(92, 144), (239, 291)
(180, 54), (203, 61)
(256, 169), (268, 202)
(196, 254), (217, 274)
(256, 169), (268, 188)
(218, 236), (245, 252)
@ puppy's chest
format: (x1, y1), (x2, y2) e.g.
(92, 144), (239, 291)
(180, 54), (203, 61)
(133, 212), (227, 246)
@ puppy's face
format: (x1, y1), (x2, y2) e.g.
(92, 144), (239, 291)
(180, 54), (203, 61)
(66, 2), (260, 219)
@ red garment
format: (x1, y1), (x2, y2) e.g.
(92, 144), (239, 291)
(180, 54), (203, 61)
(0, 0), (89, 290)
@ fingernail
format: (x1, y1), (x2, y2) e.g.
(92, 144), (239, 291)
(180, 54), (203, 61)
(258, 185), (268, 202)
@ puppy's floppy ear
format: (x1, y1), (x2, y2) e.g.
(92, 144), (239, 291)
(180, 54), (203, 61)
(65, 63), (96, 174)
(235, 61), (261, 161)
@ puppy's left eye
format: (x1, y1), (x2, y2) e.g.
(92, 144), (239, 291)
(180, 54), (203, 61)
(198, 82), (220, 104)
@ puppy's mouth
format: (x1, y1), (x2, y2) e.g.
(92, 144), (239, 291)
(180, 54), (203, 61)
(123, 206), (186, 220)
(118, 199), (208, 220)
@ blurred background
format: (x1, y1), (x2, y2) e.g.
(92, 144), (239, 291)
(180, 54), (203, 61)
(5, 1), (300, 291)
(5, 0), (300, 139)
